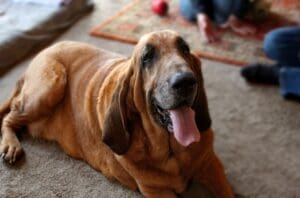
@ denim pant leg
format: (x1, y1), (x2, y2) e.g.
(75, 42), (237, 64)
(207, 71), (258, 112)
(264, 27), (300, 97)
(231, 0), (250, 18)
(213, 0), (249, 24)
(263, 27), (300, 67)
(179, 0), (206, 22)
(179, 0), (249, 24)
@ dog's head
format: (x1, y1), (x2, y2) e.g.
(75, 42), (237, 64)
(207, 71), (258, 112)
(102, 30), (211, 154)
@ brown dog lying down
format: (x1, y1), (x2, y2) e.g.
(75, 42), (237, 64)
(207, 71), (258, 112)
(0, 30), (233, 197)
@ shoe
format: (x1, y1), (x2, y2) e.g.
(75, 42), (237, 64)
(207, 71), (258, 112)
(283, 93), (300, 102)
(240, 64), (279, 85)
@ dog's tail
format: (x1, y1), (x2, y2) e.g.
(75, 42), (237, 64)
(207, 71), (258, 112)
(0, 77), (24, 130)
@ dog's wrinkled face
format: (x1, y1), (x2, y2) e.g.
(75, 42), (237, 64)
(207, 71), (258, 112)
(133, 30), (207, 146)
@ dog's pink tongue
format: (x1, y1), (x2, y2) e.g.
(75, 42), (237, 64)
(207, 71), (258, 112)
(169, 107), (200, 146)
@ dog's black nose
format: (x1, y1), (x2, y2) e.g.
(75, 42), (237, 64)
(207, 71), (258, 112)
(170, 72), (197, 90)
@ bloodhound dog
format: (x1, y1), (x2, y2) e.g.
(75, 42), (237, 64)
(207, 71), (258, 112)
(0, 30), (233, 197)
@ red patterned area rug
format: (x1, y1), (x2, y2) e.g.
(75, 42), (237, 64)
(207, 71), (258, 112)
(90, 0), (300, 65)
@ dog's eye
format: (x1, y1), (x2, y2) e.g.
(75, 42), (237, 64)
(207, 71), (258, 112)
(177, 37), (190, 54)
(141, 44), (155, 67)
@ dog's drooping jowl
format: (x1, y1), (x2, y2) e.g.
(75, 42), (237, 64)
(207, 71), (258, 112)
(0, 30), (233, 197)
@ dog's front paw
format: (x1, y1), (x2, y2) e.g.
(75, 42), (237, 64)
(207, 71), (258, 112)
(0, 137), (23, 164)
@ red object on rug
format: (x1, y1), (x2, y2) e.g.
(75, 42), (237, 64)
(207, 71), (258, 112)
(151, 0), (168, 16)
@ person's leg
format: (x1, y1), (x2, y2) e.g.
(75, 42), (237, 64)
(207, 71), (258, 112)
(264, 26), (300, 66)
(241, 27), (300, 85)
(265, 27), (300, 98)
(211, 0), (234, 24)
(232, 0), (250, 19)
(214, 0), (256, 35)
(279, 67), (300, 99)
(179, 0), (211, 22)
(212, 0), (249, 23)
(179, 0), (219, 43)
(180, 0), (249, 24)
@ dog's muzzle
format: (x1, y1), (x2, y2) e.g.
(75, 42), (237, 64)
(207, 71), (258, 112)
(152, 71), (200, 146)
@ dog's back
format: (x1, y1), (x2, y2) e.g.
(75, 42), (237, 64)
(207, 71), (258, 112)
(0, 41), (126, 163)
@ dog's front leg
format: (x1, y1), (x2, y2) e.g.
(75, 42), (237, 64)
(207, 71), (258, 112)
(138, 184), (177, 198)
(193, 152), (234, 198)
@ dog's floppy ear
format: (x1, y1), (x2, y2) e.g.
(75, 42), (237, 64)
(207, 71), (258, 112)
(190, 54), (212, 132)
(102, 69), (132, 155)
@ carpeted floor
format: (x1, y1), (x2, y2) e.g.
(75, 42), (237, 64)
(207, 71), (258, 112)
(0, 0), (299, 197)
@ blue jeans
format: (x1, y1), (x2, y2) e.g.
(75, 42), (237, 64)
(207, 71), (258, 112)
(264, 27), (300, 66)
(263, 27), (300, 97)
(179, 0), (249, 24)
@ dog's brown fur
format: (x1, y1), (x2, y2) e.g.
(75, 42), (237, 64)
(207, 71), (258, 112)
(0, 30), (233, 197)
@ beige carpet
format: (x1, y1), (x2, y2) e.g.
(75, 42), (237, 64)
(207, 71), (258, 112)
(0, 0), (300, 197)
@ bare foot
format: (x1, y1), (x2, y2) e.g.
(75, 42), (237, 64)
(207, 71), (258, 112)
(226, 15), (256, 35)
(197, 13), (220, 43)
